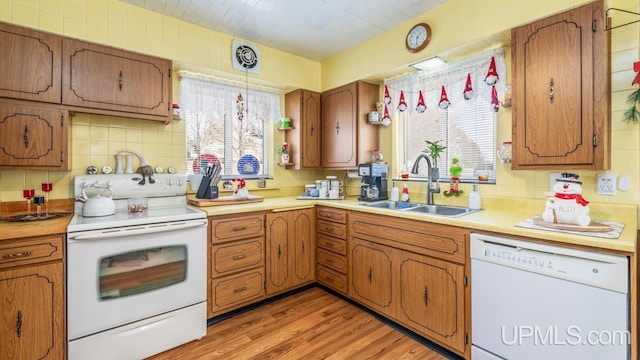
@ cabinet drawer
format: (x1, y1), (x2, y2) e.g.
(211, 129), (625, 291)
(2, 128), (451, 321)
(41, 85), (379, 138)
(0, 235), (63, 270)
(317, 234), (347, 256)
(317, 220), (347, 239)
(317, 265), (347, 294)
(211, 214), (264, 243)
(316, 207), (347, 224)
(211, 238), (264, 278)
(210, 269), (265, 314)
(317, 248), (347, 273)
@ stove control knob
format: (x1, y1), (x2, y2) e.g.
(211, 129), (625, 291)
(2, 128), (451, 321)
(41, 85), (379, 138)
(177, 178), (183, 186)
(167, 179), (173, 186)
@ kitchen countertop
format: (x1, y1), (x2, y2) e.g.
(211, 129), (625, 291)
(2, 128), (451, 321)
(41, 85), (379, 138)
(0, 214), (73, 241)
(192, 196), (637, 254)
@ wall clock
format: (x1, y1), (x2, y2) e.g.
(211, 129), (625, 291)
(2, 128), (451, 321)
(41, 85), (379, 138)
(406, 23), (431, 53)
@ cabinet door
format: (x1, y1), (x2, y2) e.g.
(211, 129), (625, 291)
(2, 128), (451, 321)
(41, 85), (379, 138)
(284, 90), (321, 169)
(349, 238), (394, 317)
(265, 212), (290, 294)
(511, 0), (607, 169)
(62, 38), (171, 119)
(321, 82), (357, 168)
(290, 208), (315, 287)
(0, 23), (62, 103)
(0, 263), (64, 360)
(396, 251), (465, 353)
(0, 103), (69, 170)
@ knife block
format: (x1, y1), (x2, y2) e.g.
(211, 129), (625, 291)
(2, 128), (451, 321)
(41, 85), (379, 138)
(196, 176), (218, 199)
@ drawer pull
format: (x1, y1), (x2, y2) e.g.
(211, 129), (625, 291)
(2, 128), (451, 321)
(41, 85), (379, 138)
(233, 254), (247, 261)
(324, 276), (335, 283)
(324, 258), (334, 264)
(324, 242), (334, 248)
(326, 213), (334, 218)
(234, 286), (247, 293)
(232, 226), (247, 231)
(3, 251), (32, 260)
(324, 227), (334, 232)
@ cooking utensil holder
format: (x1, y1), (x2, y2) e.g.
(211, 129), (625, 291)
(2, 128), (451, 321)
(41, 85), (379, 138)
(196, 175), (212, 199)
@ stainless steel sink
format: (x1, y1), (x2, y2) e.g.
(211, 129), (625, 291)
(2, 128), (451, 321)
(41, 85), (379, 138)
(360, 200), (422, 210)
(405, 204), (479, 217)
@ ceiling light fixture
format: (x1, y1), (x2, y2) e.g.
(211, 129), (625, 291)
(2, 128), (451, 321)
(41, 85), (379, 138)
(410, 56), (447, 71)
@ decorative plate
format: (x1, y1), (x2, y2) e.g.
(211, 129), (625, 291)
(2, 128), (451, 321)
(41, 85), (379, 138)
(192, 154), (220, 174)
(237, 154), (260, 175)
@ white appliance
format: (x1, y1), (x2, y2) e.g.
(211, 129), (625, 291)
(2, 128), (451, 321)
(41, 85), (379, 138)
(67, 174), (207, 360)
(471, 233), (629, 360)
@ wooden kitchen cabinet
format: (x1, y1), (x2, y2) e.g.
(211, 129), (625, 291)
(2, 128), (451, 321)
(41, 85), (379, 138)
(284, 89), (321, 169)
(62, 38), (172, 122)
(265, 208), (315, 295)
(208, 213), (266, 318)
(348, 211), (469, 357)
(316, 207), (349, 294)
(0, 235), (65, 360)
(321, 81), (379, 169)
(0, 101), (69, 170)
(0, 23), (62, 104)
(511, 0), (608, 170)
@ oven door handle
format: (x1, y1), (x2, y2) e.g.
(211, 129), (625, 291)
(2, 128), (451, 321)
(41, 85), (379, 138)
(68, 220), (207, 241)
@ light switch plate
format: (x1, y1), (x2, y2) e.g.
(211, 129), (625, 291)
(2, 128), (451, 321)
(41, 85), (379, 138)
(596, 173), (617, 195)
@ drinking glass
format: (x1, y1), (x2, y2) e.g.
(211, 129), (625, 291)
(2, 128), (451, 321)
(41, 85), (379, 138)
(22, 189), (35, 218)
(33, 195), (45, 218)
(42, 182), (53, 216)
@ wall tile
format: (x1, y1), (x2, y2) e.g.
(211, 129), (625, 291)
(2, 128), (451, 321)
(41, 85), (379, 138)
(12, 2), (38, 28)
(62, 0), (85, 21)
(39, 11), (63, 34)
(63, 16), (86, 38)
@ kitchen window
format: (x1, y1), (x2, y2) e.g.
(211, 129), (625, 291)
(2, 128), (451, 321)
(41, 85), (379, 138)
(179, 71), (281, 178)
(387, 49), (506, 182)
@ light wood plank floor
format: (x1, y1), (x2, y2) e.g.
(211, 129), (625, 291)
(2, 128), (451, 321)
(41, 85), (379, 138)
(147, 287), (451, 360)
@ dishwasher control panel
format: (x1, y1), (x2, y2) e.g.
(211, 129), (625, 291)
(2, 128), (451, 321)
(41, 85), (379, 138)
(471, 233), (629, 294)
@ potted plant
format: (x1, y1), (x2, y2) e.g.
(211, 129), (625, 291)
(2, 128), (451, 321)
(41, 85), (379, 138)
(424, 139), (446, 179)
(277, 142), (290, 164)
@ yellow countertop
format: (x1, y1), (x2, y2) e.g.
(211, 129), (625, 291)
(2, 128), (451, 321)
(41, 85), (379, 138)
(192, 196), (637, 254)
(0, 215), (73, 241)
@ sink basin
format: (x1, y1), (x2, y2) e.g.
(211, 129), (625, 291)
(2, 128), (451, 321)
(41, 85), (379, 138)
(405, 204), (479, 217)
(360, 200), (422, 210)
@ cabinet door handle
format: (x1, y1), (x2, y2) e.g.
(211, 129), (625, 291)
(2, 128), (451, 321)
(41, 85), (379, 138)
(549, 78), (554, 103)
(16, 310), (22, 337)
(423, 286), (429, 307)
(335, 121), (340, 134)
(233, 254), (246, 261)
(233, 226), (247, 231)
(368, 267), (373, 283)
(3, 251), (32, 260)
(119, 71), (123, 90)
(234, 286), (247, 293)
(277, 244), (281, 259)
(310, 124), (314, 136)
(23, 125), (30, 148)
(301, 241), (305, 254)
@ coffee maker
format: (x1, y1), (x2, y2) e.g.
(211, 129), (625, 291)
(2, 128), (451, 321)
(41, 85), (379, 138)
(357, 163), (388, 201)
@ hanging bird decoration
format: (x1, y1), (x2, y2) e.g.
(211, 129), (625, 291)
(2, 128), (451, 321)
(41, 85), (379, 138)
(439, 86), (450, 110)
(397, 90), (408, 112)
(491, 85), (500, 112)
(416, 90), (427, 113)
(623, 61), (640, 124)
(485, 56), (499, 85)
(383, 85), (392, 105)
(381, 104), (392, 126)
(463, 73), (474, 100)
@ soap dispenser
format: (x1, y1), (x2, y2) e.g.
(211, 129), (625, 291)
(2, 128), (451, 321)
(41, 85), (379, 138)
(390, 181), (400, 201)
(469, 184), (482, 210)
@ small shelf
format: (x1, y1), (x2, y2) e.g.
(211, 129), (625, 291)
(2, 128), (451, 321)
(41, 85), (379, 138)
(278, 162), (295, 166)
(278, 127), (295, 131)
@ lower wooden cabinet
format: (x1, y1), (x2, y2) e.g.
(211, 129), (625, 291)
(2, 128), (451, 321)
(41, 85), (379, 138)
(266, 208), (315, 295)
(349, 238), (394, 317)
(0, 235), (65, 360)
(209, 269), (265, 315)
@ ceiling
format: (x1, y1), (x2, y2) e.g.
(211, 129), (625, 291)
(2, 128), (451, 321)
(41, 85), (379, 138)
(120, 0), (448, 61)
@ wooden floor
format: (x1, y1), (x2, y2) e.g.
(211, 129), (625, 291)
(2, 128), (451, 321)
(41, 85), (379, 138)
(147, 287), (450, 360)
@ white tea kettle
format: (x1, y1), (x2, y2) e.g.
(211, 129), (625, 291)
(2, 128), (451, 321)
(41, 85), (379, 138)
(76, 182), (116, 217)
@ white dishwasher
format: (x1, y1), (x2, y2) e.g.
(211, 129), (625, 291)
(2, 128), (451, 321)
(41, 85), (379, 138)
(470, 233), (629, 360)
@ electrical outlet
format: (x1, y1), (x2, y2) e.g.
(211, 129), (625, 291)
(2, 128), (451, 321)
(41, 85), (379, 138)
(596, 173), (617, 195)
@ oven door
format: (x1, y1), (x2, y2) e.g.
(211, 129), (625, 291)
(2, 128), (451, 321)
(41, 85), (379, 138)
(67, 219), (207, 340)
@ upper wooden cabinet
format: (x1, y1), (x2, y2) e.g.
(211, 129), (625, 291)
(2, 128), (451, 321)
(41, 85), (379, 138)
(511, 0), (608, 170)
(62, 38), (172, 121)
(284, 89), (321, 169)
(321, 81), (379, 169)
(0, 101), (69, 170)
(0, 23), (62, 104)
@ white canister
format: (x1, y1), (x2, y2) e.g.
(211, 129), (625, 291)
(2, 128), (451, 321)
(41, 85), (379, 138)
(367, 111), (380, 123)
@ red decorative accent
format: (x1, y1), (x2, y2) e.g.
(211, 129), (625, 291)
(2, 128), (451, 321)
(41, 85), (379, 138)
(397, 90), (408, 111)
(381, 104), (391, 126)
(384, 85), (392, 105)
(632, 61), (640, 86)
(463, 73), (474, 100)
(491, 85), (499, 112)
(438, 86), (450, 109)
(485, 56), (499, 85)
(416, 90), (427, 113)
(555, 193), (589, 206)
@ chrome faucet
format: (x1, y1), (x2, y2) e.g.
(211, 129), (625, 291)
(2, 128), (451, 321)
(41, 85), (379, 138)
(410, 153), (440, 205)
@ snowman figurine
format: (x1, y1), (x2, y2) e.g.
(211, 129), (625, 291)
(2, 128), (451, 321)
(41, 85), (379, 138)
(542, 173), (591, 226)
